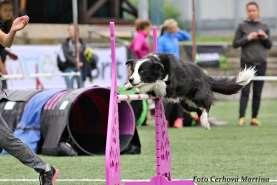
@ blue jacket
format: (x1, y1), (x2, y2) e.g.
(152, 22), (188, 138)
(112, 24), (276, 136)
(158, 31), (191, 59)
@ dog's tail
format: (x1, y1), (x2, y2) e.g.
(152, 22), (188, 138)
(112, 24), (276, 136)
(208, 67), (256, 95)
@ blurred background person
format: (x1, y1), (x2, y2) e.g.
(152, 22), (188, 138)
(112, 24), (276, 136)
(130, 19), (151, 59)
(0, 0), (19, 89)
(129, 19), (152, 126)
(83, 47), (98, 83)
(59, 24), (85, 89)
(19, 0), (27, 15)
(233, 1), (272, 126)
(158, 19), (191, 59)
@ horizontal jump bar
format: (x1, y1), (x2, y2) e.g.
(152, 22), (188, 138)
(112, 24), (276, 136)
(118, 94), (152, 101)
(1, 75), (277, 81)
(252, 76), (277, 81)
(0, 72), (80, 80)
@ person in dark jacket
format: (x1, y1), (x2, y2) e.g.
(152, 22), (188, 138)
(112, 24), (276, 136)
(233, 1), (272, 126)
(60, 24), (85, 89)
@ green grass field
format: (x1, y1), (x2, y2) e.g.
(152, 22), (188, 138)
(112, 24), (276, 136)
(0, 100), (276, 185)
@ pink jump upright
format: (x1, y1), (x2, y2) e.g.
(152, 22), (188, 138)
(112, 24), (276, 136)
(105, 21), (121, 185)
(105, 22), (196, 185)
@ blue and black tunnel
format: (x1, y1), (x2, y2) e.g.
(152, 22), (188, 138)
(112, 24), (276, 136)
(0, 87), (141, 156)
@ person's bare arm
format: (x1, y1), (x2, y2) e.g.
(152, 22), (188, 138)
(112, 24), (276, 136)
(0, 59), (7, 75)
(0, 15), (29, 47)
(0, 30), (16, 48)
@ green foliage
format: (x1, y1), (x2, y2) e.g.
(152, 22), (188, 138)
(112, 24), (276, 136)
(219, 55), (230, 70)
(196, 35), (233, 43)
(163, 0), (188, 29)
(129, 0), (139, 6)
(163, 0), (181, 20)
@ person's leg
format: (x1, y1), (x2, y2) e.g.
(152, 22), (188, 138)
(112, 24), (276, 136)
(2, 80), (7, 89)
(63, 68), (72, 89)
(69, 68), (83, 89)
(76, 74), (84, 88)
(251, 62), (266, 123)
(64, 67), (74, 89)
(64, 76), (71, 89)
(0, 113), (49, 173)
(238, 62), (252, 125)
(239, 83), (251, 118)
(164, 102), (175, 127)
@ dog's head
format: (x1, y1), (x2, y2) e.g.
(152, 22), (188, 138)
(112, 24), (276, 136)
(126, 54), (166, 86)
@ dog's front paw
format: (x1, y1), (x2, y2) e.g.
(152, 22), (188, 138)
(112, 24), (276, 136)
(124, 82), (133, 90)
(200, 109), (211, 130)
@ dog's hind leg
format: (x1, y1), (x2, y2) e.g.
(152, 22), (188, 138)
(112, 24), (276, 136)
(180, 100), (211, 129)
(180, 99), (203, 118)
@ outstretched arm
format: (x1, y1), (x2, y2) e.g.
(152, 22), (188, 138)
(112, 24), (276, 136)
(0, 15), (29, 47)
(176, 30), (191, 41)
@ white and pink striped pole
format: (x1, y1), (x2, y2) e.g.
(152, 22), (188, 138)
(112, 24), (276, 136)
(152, 26), (158, 53)
(152, 26), (172, 180)
(105, 21), (121, 185)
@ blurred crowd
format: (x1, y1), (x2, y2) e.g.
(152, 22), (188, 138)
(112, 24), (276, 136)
(0, 1), (271, 128)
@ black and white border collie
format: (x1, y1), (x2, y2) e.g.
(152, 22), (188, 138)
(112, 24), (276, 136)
(126, 53), (255, 129)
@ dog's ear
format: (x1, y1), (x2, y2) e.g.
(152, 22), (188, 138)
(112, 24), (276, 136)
(153, 62), (165, 79)
(154, 54), (172, 76)
(126, 59), (136, 76)
(126, 59), (136, 66)
(147, 53), (160, 62)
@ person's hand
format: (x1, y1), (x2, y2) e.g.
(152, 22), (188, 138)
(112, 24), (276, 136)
(247, 32), (258, 41)
(1, 69), (8, 75)
(77, 62), (83, 68)
(8, 52), (18, 60)
(257, 30), (268, 39)
(10, 15), (29, 32)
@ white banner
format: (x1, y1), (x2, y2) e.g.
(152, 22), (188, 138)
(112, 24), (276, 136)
(5, 45), (128, 89)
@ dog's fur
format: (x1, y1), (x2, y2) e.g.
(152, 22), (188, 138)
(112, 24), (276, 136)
(126, 54), (256, 129)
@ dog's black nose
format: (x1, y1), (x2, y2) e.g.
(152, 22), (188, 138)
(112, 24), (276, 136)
(129, 78), (134, 84)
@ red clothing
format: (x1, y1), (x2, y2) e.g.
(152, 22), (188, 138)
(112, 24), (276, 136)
(130, 31), (150, 59)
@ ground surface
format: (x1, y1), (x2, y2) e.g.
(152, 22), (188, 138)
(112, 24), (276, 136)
(0, 100), (276, 185)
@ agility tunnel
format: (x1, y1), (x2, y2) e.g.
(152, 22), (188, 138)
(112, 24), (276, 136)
(0, 87), (140, 156)
(0, 90), (40, 131)
(40, 87), (139, 155)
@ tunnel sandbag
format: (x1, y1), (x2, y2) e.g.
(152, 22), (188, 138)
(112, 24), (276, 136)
(0, 90), (40, 130)
(40, 87), (137, 156)
(13, 89), (62, 153)
(40, 90), (73, 155)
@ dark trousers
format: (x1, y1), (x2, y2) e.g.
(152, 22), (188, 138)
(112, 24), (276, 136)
(239, 62), (267, 118)
(1, 80), (7, 89)
(164, 102), (183, 126)
(0, 113), (49, 173)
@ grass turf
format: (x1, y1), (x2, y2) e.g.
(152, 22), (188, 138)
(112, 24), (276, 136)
(0, 100), (276, 185)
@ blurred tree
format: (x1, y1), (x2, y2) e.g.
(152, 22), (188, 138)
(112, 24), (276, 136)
(150, 0), (164, 25)
(163, 0), (188, 29)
